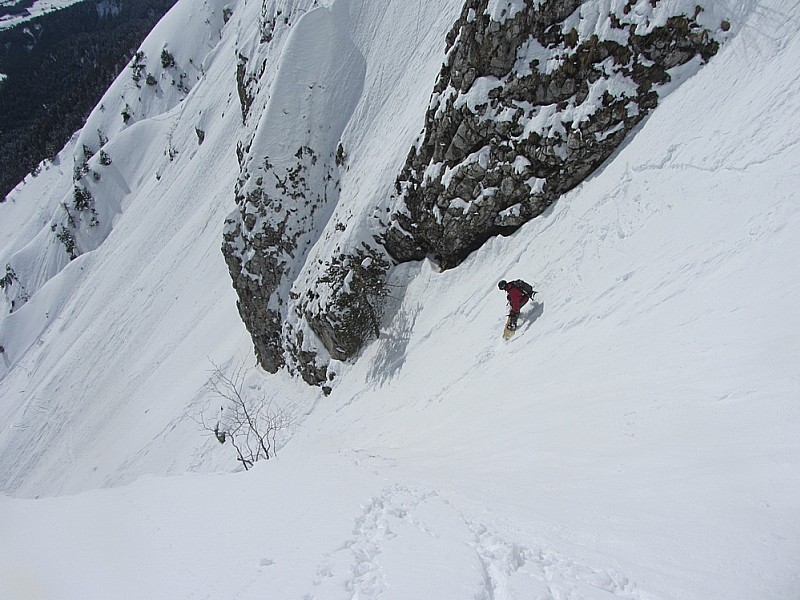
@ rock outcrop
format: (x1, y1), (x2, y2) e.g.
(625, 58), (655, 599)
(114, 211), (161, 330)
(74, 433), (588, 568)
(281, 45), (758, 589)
(223, 145), (342, 381)
(222, 1), (370, 384)
(383, 0), (725, 269)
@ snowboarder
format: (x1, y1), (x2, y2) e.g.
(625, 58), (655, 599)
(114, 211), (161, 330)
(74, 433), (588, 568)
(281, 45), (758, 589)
(498, 279), (535, 331)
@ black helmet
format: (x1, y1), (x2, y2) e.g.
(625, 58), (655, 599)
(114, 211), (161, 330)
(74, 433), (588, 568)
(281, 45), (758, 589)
(498, 280), (507, 290)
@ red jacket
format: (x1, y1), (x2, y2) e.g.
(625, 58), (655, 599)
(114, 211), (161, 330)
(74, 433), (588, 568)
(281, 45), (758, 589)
(506, 283), (529, 313)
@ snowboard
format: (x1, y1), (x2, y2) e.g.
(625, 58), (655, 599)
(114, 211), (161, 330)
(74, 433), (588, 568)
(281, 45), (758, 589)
(502, 315), (518, 340)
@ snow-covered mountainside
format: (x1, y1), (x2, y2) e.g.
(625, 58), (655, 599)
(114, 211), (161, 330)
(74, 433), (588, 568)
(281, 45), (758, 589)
(0, 0), (799, 598)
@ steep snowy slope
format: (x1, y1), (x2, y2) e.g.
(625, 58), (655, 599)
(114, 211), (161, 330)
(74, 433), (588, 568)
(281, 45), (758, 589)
(0, 0), (799, 599)
(0, 0), (473, 495)
(0, 0), (250, 494)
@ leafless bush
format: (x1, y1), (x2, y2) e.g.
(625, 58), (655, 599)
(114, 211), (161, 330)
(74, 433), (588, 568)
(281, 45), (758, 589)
(196, 361), (294, 470)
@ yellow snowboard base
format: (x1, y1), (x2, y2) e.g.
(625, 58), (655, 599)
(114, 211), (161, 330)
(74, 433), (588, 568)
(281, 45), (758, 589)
(502, 315), (517, 340)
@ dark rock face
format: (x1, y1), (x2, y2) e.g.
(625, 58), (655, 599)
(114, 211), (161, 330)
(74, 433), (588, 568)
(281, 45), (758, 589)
(223, 146), (338, 381)
(383, 0), (722, 269)
(222, 2), (378, 384)
(222, 202), (288, 374)
(222, 146), (389, 383)
(307, 247), (390, 362)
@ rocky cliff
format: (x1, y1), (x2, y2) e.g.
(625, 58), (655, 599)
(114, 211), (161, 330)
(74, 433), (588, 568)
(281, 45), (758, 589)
(223, 0), (729, 385)
(383, 0), (725, 268)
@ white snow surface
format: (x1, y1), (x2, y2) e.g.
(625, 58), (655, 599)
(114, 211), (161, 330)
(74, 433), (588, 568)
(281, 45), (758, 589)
(0, 0), (799, 599)
(485, 0), (531, 23)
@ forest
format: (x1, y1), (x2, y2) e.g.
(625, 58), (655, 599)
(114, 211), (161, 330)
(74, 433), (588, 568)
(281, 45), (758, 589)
(0, 0), (178, 200)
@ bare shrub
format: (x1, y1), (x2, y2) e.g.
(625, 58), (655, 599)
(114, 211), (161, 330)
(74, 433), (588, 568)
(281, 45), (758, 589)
(197, 361), (294, 470)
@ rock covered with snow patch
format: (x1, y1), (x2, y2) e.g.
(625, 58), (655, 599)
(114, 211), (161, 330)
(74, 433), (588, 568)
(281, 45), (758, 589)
(222, 0), (378, 384)
(383, 0), (729, 269)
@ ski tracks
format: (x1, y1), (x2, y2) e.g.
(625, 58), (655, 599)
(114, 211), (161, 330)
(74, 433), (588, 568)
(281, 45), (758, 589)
(467, 519), (647, 600)
(306, 483), (446, 599)
(304, 476), (654, 600)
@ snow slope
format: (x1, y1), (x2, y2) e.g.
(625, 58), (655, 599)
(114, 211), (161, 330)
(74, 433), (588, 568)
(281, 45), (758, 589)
(1, 0), (799, 599)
